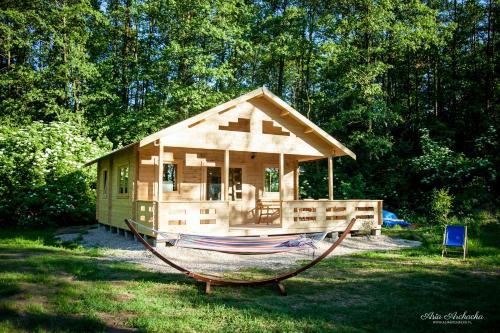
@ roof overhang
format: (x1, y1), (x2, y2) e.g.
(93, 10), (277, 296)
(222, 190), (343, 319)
(82, 142), (137, 167)
(83, 87), (355, 166)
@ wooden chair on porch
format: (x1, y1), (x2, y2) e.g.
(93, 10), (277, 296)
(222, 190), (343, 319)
(257, 199), (281, 224)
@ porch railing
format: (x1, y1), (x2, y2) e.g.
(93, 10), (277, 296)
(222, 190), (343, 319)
(135, 200), (157, 229)
(135, 199), (382, 233)
(156, 201), (230, 231)
(281, 200), (382, 231)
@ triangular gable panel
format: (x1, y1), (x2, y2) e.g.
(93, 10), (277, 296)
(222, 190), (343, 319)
(261, 88), (355, 159)
(140, 87), (355, 159)
(156, 97), (333, 156)
(84, 87), (355, 166)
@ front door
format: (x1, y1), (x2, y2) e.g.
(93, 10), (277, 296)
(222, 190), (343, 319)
(206, 167), (221, 200)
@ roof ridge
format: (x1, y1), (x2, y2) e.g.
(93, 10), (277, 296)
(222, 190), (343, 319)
(83, 87), (355, 166)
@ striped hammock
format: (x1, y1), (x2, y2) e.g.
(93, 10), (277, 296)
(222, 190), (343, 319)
(165, 232), (327, 255)
(129, 221), (327, 255)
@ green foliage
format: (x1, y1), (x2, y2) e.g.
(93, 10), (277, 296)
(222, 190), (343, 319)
(0, 122), (110, 226)
(452, 210), (499, 237)
(0, 0), (498, 224)
(412, 129), (496, 213)
(0, 0), (103, 124)
(429, 188), (453, 226)
(298, 161), (328, 199)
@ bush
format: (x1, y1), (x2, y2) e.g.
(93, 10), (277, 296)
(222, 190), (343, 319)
(0, 122), (110, 227)
(429, 188), (453, 226)
(412, 128), (497, 214)
(460, 210), (498, 236)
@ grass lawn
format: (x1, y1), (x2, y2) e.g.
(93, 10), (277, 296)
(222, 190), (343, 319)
(0, 224), (499, 333)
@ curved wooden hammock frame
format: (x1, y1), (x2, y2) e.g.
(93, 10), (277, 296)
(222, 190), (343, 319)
(125, 218), (356, 295)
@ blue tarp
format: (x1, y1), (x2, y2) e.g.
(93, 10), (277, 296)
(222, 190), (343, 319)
(382, 210), (411, 228)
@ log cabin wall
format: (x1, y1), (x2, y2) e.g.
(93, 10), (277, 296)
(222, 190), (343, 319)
(89, 88), (382, 238)
(136, 147), (297, 202)
(96, 146), (135, 231)
(134, 145), (298, 227)
(96, 158), (110, 224)
(136, 143), (157, 202)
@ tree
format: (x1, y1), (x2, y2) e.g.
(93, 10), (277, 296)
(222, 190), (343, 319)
(0, 0), (498, 226)
(0, 0), (103, 124)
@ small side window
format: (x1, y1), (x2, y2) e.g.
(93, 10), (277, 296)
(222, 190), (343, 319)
(103, 170), (108, 195)
(264, 167), (279, 192)
(163, 163), (177, 192)
(118, 166), (129, 194)
(229, 168), (242, 201)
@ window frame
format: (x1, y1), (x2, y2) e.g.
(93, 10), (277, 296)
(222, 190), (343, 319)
(162, 162), (179, 193)
(117, 164), (129, 197)
(228, 167), (243, 201)
(102, 169), (108, 198)
(263, 166), (280, 193)
(206, 166), (222, 201)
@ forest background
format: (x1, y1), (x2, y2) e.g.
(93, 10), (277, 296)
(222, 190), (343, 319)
(0, 0), (497, 227)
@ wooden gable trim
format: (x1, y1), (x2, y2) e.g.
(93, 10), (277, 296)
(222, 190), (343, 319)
(139, 88), (265, 147)
(219, 118), (251, 132)
(261, 87), (356, 160)
(262, 120), (290, 136)
(83, 142), (137, 167)
(139, 87), (355, 159)
(83, 87), (356, 167)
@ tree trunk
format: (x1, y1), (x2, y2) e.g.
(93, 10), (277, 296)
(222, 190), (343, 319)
(62, 4), (70, 111)
(277, 56), (285, 97)
(485, 0), (493, 113)
(122, 0), (132, 110)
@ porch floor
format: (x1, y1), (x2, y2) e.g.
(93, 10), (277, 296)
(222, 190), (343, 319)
(229, 223), (282, 229)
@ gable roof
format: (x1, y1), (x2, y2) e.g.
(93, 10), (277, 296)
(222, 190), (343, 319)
(84, 87), (355, 166)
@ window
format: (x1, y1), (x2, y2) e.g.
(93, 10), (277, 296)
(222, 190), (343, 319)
(162, 163), (177, 192)
(102, 170), (108, 195)
(118, 166), (129, 194)
(206, 167), (221, 200)
(229, 168), (242, 201)
(264, 167), (279, 192)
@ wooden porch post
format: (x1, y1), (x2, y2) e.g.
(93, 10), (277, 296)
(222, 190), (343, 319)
(156, 140), (163, 230)
(224, 150), (229, 201)
(294, 160), (299, 200)
(279, 153), (284, 225)
(279, 153), (284, 200)
(157, 142), (163, 202)
(328, 156), (334, 200)
(132, 144), (140, 221)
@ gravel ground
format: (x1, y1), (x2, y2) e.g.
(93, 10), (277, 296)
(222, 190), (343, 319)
(73, 226), (421, 275)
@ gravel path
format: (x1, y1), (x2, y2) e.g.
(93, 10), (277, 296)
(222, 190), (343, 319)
(70, 226), (421, 275)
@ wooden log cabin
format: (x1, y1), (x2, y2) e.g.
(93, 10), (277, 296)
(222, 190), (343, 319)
(85, 87), (382, 242)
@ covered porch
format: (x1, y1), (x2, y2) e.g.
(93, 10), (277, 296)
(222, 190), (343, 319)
(133, 144), (382, 237)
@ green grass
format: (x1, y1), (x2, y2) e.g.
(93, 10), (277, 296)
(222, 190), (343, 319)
(0, 224), (499, 333)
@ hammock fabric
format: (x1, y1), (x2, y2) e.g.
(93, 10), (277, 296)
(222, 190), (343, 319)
(125, 218), (357, 295)
(169, 232), (327, 254)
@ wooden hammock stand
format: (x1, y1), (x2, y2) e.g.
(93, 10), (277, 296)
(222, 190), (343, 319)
(125, 217), (356, 295)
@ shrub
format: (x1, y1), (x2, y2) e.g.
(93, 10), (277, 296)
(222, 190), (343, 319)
(412, 128), (496, 213)
(429, 188), (453, 226)
(0, 122), (110, 227)
(462, 210), (498, 236)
